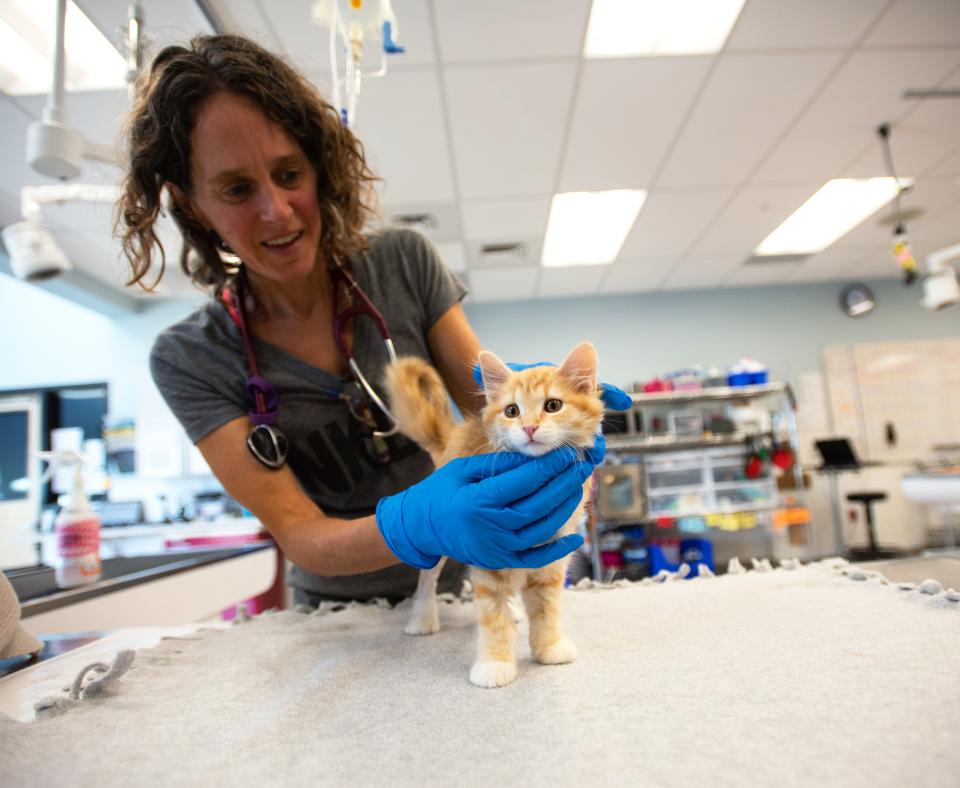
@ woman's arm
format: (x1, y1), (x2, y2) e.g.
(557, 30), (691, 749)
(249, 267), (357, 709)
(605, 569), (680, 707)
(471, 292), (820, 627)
(196, 417), (398, 575)
(427, 302), (485, 416)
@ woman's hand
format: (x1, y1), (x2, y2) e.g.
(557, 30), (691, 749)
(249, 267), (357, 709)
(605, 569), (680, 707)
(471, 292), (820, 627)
(375, 444), (604, 570)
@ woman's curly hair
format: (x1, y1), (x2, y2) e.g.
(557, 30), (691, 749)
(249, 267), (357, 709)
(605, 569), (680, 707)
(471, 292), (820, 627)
(116, 34), (379, 294)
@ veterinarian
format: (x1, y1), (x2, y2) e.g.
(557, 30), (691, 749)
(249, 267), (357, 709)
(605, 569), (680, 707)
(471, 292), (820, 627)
(116, 34), (627, 606)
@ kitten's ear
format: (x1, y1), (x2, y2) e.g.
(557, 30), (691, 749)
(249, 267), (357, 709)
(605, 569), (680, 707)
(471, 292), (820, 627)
(558, 342), (598, 394)
(477, 350), (512, 400)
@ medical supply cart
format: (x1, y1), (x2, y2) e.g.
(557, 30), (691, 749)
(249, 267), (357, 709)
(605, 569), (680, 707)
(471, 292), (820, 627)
(589, 382), (807, 580)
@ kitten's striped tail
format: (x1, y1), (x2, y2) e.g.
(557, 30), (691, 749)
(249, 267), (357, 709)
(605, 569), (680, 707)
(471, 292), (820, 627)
(383, 357), (454, 464)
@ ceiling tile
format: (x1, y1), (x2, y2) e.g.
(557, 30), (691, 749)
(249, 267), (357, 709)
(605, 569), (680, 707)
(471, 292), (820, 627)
(842, 92), (960, 180)
(863, 0), (960, 47)
(656, 52), (843, 188)
(433, 240), (467, 273)
(444, 62), (577, 199)
(461, 197), (550, 240)
(752, 49), (960, 184)
(780, 247), (874, 283)
(690, 183), (820, 255)
(619, 187), (733, 258)
(468, 265), (539, 303)
(380, 202), (462, 241)
(560, 57), (712, 191)
(536, 265), (607, 299)
(433, 0), (590, 63)
(726, 0), (889, 50)
(79, 0), (212, 51)
(926, 143), (960, 179)
(722, 261), (798, 288)
(600, 257), (676, 294)
(660, 254), (742, 290)
(353, 70), (455, 203)
(467, 238), (542, 270)
(830, 177), (960, 249)
(844, 246), (910, 279)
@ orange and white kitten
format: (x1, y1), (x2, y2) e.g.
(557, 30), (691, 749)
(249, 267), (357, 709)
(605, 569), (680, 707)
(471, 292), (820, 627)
(384, 342), (604, 688)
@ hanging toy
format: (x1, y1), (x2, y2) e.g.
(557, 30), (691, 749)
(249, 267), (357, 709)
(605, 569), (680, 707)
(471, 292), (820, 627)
(893, 223), (917, 285)
(876, 124), (917, 287)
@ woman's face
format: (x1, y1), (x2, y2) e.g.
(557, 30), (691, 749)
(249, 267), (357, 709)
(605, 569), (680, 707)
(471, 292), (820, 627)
(181, 91), (322, 287)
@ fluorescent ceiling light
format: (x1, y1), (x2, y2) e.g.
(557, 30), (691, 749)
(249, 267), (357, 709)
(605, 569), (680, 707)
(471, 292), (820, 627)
(0, 0), (125, 95)
(754, 178), (914, 257)
(584, 0), (746, 58)
(541, 190), (647, 268)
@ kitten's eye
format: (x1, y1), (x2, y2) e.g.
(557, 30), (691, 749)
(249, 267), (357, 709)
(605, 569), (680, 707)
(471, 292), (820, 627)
(504, 403), (520, 418)
(544, 399), (563, 413)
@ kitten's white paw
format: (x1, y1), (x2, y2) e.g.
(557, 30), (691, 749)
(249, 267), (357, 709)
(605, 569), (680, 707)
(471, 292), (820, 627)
(507, 596), (525, 624)
(404, 613), (440, 636)
(469, 660), (517, 688)
(535, 638), (578, 665)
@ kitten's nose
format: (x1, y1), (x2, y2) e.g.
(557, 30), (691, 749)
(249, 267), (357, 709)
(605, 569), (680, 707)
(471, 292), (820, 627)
(523, 425), (539, 439)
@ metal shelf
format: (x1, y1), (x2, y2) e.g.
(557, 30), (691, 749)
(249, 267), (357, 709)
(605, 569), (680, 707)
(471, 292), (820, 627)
(606, 433), (756, 453)
(628, 382), (795, 408)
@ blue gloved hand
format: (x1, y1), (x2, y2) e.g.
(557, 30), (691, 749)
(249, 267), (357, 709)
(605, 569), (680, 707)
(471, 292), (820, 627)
(471, 362), (632, 411)
(375, 444), (604, 571)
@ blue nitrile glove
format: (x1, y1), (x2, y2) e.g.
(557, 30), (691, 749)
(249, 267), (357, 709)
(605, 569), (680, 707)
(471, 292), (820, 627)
(375, 446), (603, 571)
(471, 362), (632, 411)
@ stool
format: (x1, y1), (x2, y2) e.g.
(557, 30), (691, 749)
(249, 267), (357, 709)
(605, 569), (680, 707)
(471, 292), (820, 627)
(845, 492), (900, 561)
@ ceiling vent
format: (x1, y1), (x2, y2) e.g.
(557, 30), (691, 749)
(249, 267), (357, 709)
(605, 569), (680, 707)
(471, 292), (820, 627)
(743, 254), (810, 265)
(478, 242), (528, 266)
(391, 212), (439, 233)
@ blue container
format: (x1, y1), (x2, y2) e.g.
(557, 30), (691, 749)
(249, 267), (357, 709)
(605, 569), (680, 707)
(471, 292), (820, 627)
(748, 370), (769, 384)
(648, 542), (680, 574)
(680, 538), (714, 576)
(727, 371), (751, 387)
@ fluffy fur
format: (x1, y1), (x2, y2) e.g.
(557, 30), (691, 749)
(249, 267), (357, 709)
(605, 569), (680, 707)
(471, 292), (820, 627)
(383, 342), (604, 688)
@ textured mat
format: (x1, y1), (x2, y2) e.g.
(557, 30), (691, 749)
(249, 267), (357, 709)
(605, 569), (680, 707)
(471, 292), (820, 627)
(1, 559), (958, 787)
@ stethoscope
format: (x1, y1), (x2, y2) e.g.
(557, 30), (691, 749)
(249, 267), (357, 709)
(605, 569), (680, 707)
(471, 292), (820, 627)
(220, 263), (399, 470)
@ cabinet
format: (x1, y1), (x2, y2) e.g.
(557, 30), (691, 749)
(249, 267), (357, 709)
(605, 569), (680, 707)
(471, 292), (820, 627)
(590, 383), (805, 579)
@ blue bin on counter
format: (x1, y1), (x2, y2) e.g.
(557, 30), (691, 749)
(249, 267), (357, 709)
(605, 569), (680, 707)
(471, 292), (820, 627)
(680, 538), (714, 576)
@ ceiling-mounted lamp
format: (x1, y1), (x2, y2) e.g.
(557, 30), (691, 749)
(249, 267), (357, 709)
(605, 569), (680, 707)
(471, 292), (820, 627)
(25, 0), (117, 180)
(1, 184), (120, 282)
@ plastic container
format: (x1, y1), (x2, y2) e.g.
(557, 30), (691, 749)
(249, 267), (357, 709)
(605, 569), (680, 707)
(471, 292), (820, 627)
(727, 371), (752, 387)
(648, 539), (681, 574)
(37, 451), (102, 588)
(680, 538), (714, 576)
(643, 377), (673, 393)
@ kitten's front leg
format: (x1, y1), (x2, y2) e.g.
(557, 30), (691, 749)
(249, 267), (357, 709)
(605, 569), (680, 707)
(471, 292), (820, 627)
(469, 568), (519, 688)
(405, 557), (446, 636)
(523, 559), (577, 665)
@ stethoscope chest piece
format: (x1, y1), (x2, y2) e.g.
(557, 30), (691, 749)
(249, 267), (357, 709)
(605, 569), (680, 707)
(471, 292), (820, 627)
(246, 423), (289, 470)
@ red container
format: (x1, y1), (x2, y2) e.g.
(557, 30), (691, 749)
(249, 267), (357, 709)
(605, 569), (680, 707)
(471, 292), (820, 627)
(600, 550), (624, 568)
(643, 378), (674, 393)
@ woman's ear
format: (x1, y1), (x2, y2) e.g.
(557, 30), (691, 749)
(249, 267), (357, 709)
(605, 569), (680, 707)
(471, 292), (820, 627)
(558, 342), (598, 394)
(164, 182), (209, 231)
(477, 350), (512, 402)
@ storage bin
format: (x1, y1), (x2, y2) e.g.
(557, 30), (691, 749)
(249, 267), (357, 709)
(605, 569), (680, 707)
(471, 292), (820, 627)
(680, 538), (714, 575)
(648, 540), (680, 574)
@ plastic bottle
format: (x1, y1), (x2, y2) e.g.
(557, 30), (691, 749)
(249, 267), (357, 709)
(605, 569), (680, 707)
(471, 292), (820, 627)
(36, 451), (102, 588)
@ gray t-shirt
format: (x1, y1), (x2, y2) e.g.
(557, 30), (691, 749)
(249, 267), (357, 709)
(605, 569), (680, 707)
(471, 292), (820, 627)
(150, 228), (468, 602)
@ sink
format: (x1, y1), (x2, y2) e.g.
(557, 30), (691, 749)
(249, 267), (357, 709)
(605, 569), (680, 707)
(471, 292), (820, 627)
(902, 473), (960, 505)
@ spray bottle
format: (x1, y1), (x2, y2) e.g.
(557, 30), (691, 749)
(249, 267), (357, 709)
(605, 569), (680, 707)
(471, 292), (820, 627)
(35, 450), (102, 588)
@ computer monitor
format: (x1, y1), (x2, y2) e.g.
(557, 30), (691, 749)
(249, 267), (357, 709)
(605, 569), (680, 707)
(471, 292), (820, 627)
(814, 438), (861, 470)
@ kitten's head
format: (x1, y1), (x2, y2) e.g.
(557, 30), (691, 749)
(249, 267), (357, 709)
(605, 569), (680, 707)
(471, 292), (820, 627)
(478, 342), (604, 457)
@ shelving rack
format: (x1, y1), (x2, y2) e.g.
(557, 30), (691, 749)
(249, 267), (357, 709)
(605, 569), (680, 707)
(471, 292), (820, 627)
(589, 382), (804, 580)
